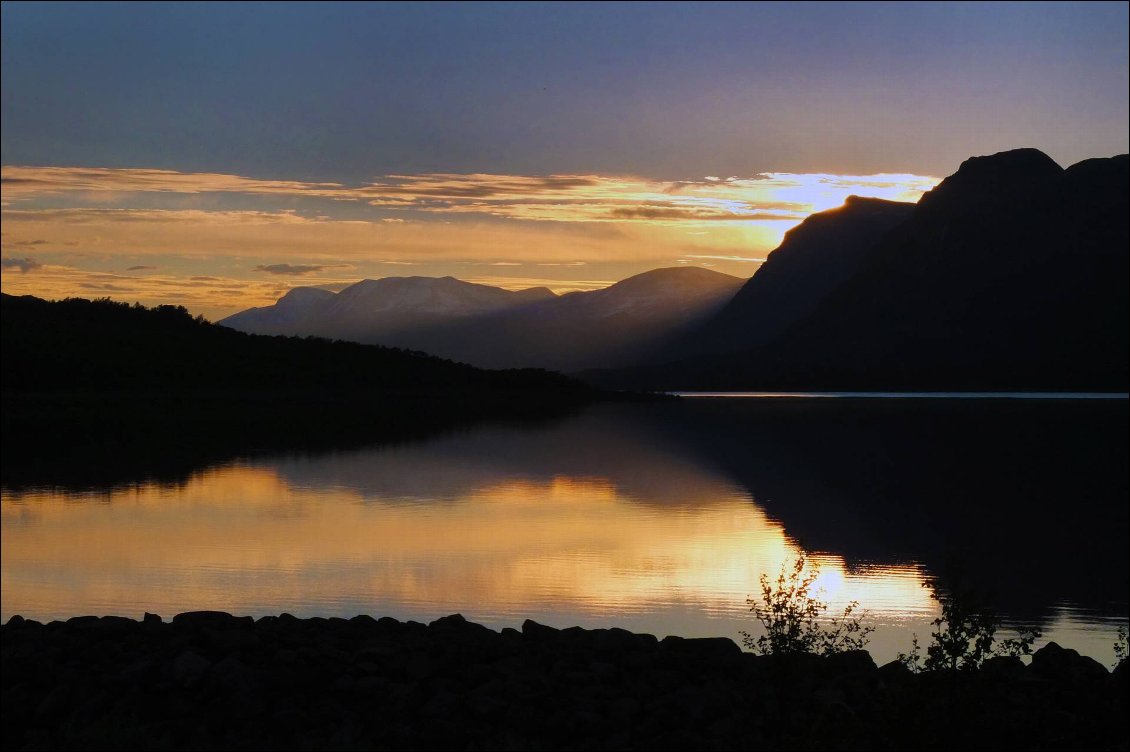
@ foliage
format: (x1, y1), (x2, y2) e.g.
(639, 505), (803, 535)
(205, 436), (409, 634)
(741, 554), (874, 656)
(899, 571), (1041, 673)
(1115, 625), (1128, 668)
(896, 635), (924, 673)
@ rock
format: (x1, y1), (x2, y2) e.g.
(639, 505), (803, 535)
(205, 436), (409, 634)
(170, 650), (212, 687)
(203, 625), (260, 652)
(659, 635), (742, 662)
(429, 613), (496, 643)
(594, 627), (658, 653)
(1111, 658), (1129, 697)
(65, 615), (101, 630)
(172, 611), (253, 629)
(981, 655), (1026, 681)
(822, 649), (877, 676)
(877, 659), (914, 685)
(521, 619), (561, 642)
(1030, 642), (1109, 684)
(354, 675), (389, 693)
(3, 612), (1127, 750)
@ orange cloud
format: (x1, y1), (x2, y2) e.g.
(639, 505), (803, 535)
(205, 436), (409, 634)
(0, 164), (940, 318)
(2, 165), (940, 226)
(0, 165), (345, 201)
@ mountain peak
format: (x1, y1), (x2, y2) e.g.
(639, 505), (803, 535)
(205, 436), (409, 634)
(511, 286), (558, 303)
(919, 148), (1063, 213)
(614, 266), (740, 285)
(843, 194), (901, 206)
(952, 148), (1062, 181)
(278, 286), (335, 305)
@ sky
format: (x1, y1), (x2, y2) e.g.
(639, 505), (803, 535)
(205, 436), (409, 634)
(2, 1), (1127, 319)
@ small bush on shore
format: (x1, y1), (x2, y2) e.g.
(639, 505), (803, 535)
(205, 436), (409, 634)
(742, 553), (874, 656)
(898, 571), (1040, 673)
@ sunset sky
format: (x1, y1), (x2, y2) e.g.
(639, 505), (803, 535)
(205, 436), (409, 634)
(2, 2), (1127, 319)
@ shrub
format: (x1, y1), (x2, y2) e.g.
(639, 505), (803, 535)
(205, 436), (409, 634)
(898, 571), (1040, 673)
(741, 554), (874, 656)
(1114, 625), (1128, 668)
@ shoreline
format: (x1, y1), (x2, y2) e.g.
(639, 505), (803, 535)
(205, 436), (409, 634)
(3, 612), (1126, 750)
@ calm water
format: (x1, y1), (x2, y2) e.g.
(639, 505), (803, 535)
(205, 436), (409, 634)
(2, 398), (1126, 665)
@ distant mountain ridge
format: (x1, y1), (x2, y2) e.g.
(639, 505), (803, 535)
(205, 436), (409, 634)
(592, 149), (1129, 391)
(221, 267), (745, 371)
(221, 276), (558, 340)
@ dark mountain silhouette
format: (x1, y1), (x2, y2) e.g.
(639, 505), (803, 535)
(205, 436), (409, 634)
(668, 196), (916, 359)
(592, 149), (1129, 391)
(221, 267), (745, 371)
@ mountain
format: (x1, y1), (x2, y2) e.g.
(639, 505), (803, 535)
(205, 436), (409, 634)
(220, 276), (557, 339)
(221, 267), (745, 371)
(668, 196), (916, 359)
(395, 266), (746, 371)
(593, 149), (1129, 391)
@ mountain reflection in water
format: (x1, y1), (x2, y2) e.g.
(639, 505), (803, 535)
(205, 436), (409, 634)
(2, 399), (1126, 665)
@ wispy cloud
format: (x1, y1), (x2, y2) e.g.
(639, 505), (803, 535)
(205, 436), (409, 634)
(254, 263), (334, 275)
(682, 254), (767, 263)
(355, 172), (939, 224)
(2, 165), (940, 226)
(1, 256), (43, 272)
(126, 265), (157, 271)
(0, 166), (345, 201)
(1, 208), (319, 225)
(462, 275), (614, 293)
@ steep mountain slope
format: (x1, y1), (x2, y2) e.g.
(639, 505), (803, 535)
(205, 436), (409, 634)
(221, 267), (745, 371)
(669, 196), (916, 359)
(594, 149), (1129, 391)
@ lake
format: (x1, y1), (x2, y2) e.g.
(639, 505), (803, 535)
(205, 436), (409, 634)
(2, 396), (1126, 665)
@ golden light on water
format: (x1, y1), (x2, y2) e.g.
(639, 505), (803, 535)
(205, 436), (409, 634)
(1, 463), (936, 631)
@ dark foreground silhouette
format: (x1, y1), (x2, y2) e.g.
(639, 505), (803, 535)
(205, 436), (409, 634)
(2, 613), (1125, 750)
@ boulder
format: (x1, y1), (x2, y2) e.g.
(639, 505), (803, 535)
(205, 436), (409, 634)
(1030, 642), (1109, 684)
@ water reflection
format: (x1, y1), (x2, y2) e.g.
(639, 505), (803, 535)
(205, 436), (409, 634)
(2, 399), (1126, 665)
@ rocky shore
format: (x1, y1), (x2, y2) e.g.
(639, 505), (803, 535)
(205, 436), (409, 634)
(2, 612), (1126, 750)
